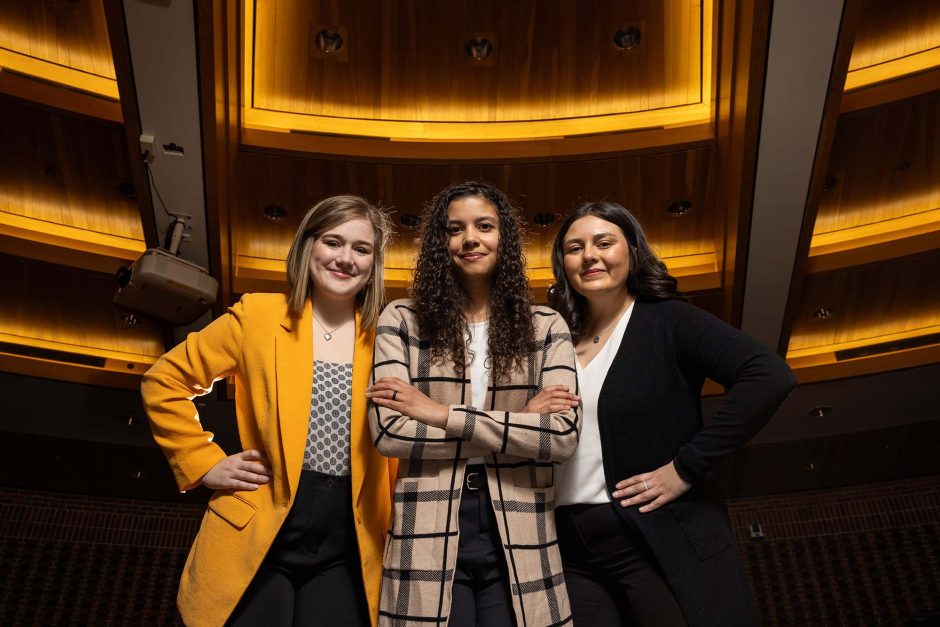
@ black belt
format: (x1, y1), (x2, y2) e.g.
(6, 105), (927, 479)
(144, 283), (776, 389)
(464, 464), (487, 491)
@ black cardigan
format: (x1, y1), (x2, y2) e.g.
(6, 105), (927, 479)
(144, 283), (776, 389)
(594, 298), (796, 626)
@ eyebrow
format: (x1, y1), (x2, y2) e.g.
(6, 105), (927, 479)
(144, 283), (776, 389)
(564, 232), (617, 244)
(320, 233), (373, 247)
(448, 216), (497, 224)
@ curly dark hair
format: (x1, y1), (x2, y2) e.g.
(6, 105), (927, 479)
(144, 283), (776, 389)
(412, 181), (535, 383)
(548, 201), (683, 340)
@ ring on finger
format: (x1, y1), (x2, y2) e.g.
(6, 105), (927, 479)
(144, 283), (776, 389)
(642, 480), (650, 491)
(392, 390), (398, 401)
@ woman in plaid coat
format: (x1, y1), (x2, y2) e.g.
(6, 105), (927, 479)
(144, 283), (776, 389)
(367, 182), (581, 626)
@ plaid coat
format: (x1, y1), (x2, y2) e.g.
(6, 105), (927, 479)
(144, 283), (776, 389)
(370, 299), (581, 627)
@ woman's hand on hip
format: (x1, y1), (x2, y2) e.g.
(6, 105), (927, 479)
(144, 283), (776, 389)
(522, 385), (579, 414)
(611, 461), (691, 513)
(367, 377), (449, 428)
(201, 450), (272, 491)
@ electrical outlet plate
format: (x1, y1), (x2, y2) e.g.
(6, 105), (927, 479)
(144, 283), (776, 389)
(140, 133), (155, 162)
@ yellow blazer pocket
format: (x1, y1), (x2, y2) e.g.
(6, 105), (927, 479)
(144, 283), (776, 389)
(208, 492), (258, 529)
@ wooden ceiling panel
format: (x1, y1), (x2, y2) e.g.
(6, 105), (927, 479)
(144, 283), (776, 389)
(849, 0), (940, 72)
(0, 97), (144, 273)
(0, 254), (163, 389)
(786, 250), (940, 380)
(0, 0), (118, 98)
(252, 0), (703, 122)
(231, 146), (720, 293)
(809, 91), (940, 272)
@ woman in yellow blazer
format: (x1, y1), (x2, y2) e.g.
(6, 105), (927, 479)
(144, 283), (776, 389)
(141, 196), (396, 626)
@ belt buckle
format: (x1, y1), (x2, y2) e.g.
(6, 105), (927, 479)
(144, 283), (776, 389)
(465, 472), (481, 491)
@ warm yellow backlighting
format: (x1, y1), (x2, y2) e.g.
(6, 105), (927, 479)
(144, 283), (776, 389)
(844, 47), (940, 92)
(242, 0), (714, 141)
(234, 250), (721, 294)
(0, 48), (119, 100)
(0, 210), (144, 261)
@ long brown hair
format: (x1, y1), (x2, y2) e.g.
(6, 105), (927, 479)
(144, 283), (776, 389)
(549, 201), (681, 340)
(412, 181), (535, 383)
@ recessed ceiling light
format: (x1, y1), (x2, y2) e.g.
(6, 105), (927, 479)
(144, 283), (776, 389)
(401, 214), (421, 229)
(533, 213), (556, 227)
(466, 37), (493, 61)
(812, 307), (834, 320)
(667, 200), (692, 217)
(613, 27), (642, 50)
(808, 405), (832, 417)
(315, 30), (344, 54)
(263, 204), (287, 221)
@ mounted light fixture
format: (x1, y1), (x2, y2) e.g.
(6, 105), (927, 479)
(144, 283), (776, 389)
(401, 214), (421, 229)
(667, 200), (692, 217)
(315, 30), (344, 54)
(263, 204), (287, 221)
(613, 26), (642, 51)
(533, 213), (557, 227)
(812, 307), (834, 320)
(466, 36), (493, 61)
(808, 406), (833, 417)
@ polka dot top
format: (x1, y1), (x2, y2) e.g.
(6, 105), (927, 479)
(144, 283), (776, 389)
(302, 360), (353, 476)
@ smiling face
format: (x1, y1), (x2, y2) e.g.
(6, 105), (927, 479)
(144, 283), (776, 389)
(561, 214), (631, 299)
(308, 217), (376, 301)
(446, 195), (500, 284)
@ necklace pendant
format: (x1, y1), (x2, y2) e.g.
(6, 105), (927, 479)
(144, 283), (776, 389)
(323, 332), (332, 341)
(593, 336), (600, 343)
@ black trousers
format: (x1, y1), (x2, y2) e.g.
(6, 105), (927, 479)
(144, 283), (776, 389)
(556, 502), (687, 627)
(448, 465), (516, 627)
(227, 470), (369, 627)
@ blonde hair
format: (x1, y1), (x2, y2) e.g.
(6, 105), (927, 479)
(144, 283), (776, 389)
(286, 195), (392, 329)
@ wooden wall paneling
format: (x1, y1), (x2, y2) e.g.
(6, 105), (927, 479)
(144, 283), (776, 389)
(0, 97), (144, 273)
(231, 146), (721, 294)
(776, 0), (863, 356)
(844, 0), (940, 91)
(714, 0), (771, 324)
(241, 0), (714, 149)
(786, 250), (940, 381)
(0, 0), (118, 98)
(197, 0), (240, 310)
(0, 254), (163, 388)
(251, 0), (702, 122)
(841, 65), (940, 113)
(808, 91), (940, 275)
(0, 70), (122, 122)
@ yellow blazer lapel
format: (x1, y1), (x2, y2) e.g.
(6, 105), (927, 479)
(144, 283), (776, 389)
(276, 299), (313, 500)
(349, 309), (374, 509)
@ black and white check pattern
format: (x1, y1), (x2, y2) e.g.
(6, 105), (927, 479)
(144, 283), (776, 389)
(370, 300), (581, 627)
(303, 360), (353, 476)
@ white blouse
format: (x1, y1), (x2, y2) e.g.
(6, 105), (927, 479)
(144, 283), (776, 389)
(466, 320), (488, 466)
(555, 301), (635, 506)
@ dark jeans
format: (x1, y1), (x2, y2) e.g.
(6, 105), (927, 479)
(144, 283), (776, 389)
(227, 470), (368, 627)
(556, 502), (687, 627)
(449, 465), (516, 627)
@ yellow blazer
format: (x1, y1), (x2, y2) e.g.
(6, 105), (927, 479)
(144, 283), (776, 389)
(141, 293), (395, 627)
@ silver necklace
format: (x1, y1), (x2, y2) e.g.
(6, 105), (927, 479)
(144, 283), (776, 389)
(588, 301), (631, 343)
(312, 312), (351, 341)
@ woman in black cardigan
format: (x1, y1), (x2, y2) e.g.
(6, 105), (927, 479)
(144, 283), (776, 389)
(547, 201), (796, 626)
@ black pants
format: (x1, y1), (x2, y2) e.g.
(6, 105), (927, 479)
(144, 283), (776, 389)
(449, 465), (516, 627)
(227, 470), (369, 627)
(556, 502), (687, 627)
